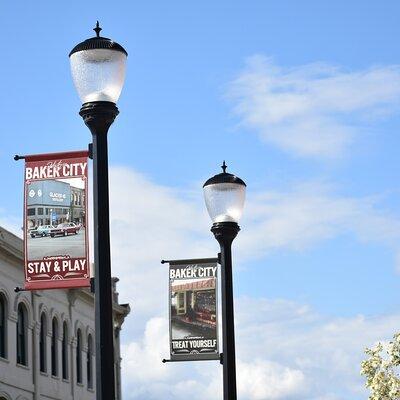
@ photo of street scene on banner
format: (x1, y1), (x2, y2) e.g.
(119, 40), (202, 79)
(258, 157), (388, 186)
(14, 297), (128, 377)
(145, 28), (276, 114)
(170, 277), (217, 341)
(26, 178), (86, 260)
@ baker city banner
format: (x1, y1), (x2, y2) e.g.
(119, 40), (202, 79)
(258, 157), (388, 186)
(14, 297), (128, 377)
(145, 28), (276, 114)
(168, 258), (219, 361)
(23, 151), (90, 290)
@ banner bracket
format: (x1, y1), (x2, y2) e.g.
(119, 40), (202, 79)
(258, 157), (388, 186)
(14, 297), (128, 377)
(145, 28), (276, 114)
(90, 277), (95, 293)
(162, 357), (219, 363)
(161, 257), (218, 265)
(14, 155), (25, 161)
(88, 143), (93, 160)
(14, 286), (28, 293)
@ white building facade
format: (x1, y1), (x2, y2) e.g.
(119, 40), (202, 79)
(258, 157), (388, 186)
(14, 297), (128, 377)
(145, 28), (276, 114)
(0, 226), (130, 400)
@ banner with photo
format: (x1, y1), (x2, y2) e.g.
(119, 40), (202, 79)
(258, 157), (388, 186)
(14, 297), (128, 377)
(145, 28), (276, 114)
(168, 258), (219, 361)
(23, 151), (90, 290)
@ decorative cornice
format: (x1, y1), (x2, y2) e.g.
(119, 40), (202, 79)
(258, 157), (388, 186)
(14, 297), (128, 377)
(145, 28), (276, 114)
(0, 227), (23, 262)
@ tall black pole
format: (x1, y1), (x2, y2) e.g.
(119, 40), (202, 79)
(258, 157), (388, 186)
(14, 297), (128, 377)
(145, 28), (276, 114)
(80, 100), (119, 400)
(212, 221), (240, 400)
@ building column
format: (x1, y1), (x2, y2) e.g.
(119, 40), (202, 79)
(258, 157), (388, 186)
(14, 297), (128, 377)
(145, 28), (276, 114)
(70, 337), (77, 400)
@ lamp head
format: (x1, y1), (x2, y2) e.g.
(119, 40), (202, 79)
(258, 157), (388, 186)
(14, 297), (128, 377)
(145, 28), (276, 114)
(69, 22), (127, 104)
(203, 162), (246, 224)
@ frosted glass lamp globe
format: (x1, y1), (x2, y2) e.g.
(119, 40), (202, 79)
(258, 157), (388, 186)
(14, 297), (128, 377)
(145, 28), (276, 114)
(203, 163), (246, 224)
(69, 25), (127, 104)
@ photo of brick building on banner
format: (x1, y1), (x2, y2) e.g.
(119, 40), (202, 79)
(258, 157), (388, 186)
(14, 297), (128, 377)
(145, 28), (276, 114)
(26, 180), (85, 229)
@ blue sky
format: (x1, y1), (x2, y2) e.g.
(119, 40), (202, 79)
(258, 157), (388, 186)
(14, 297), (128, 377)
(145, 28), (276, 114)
(2, 1), (400, 399)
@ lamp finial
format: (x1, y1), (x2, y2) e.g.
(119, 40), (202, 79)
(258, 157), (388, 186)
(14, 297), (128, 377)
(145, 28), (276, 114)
(94, 21), (102, 37)
(221, 161), (227, 173)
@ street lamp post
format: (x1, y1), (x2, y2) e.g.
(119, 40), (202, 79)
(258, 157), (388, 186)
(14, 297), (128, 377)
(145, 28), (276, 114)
(203, 162), (246, 400)
(69, 22), (127, 400)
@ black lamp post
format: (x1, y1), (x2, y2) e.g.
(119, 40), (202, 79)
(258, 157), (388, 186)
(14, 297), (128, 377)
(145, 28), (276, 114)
(69, 22), (127, 400)
(203, 162), (246, 400)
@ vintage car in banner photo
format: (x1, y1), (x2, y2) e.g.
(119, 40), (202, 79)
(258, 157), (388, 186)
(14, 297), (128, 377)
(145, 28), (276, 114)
(50, 222), (80, 237)
(29, 225), (55, 238)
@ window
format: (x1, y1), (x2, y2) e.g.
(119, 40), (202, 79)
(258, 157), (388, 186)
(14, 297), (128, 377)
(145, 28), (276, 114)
(51, 318), (58, 376)
(87, 334), (93, 389)
(38, 208), (44, 215)
(62, 322), (68, 380)
(45, 208), (50, 215)
(39, 313), (47, 373)
(76, 329), (82, 384)
(16, 304), (27, 366)
(0, 295), (6, 358)
(27, 208), (35, 216)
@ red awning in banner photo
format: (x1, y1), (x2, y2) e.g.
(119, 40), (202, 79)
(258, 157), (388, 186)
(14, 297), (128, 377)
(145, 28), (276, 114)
(23, 150), (90, 290)
(171, 278), (215, 292)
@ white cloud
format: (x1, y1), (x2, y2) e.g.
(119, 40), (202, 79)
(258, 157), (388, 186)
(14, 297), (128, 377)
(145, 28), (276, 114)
(121, 314), (307, 400)
(122, 317), (170, 382)
(227, 56), (400, 158)
(239, 182), (400, 261)
(237, 359), (305, 400)
(234, 297), (400, 399)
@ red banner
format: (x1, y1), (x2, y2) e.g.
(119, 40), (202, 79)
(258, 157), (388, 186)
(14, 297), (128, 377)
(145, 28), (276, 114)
(23, 151), (90, 290)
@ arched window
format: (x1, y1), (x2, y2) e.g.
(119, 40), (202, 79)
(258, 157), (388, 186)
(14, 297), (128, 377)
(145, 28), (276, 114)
(0, 294), (7, 359)
(62, 322), (68, 380)
(51, 318), (58, 376)
(39, 313), (47, 373)
(87, 334), (93, 389)
(76, 329), (82, 384)
(16, 303), (27, 366)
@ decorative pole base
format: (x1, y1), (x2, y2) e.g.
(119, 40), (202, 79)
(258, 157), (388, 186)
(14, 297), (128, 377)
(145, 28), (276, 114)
(211, 221), (240, 246)
(79, 101), (119, 136)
